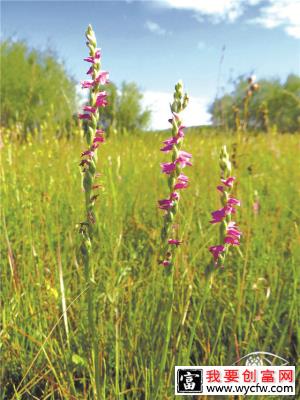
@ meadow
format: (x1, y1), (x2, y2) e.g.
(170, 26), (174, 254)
(1, 130), (299, 399)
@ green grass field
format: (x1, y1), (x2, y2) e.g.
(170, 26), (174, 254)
(1, 131), (299, 399)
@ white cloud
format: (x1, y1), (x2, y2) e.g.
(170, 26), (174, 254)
(161, 0), (246, 22)
(142, 90), (211, 130)
(145, 20), (167, 35)
(250, 0), (300, 39)
(156, 0), (300, 38)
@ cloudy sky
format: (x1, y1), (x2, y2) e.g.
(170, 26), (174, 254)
(2, 0), (300, 129)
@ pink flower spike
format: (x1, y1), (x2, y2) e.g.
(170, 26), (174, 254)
(94, 49), (101, 59)
(227, 228), (241, 238)
(174, 182), (188, 190)
(224, 236), (240, 245)
(177, 125), (186, 138)
(86, 66), (93, 75)
(217, 185), (224, 192)
(177, 173), (189, 182)
(95, 71), (109, 85)
(84, 56), (95, 63)
(221, 176), (236, 187)
(228, 197), (240, 206)
(170, 192), (180, 201)
(95, 91), (108, 107)
(78, 113), (91, 120)
(175, 157), (192, 168)
(210, 205), (234, 224)
(84, 49), (101, 64)
(168, 239), (182, 246)
(158, 199), (173, 210)
(163, 137), (177, 145)
(81, 80), (94, 89)
(160, 162), (176, 174)
(161, 136), (178, 152)
(210, 209), (225, 224)
(174, 175), (189, 190)
(83, 106), (97, 113)
(160, 143), (174, 152)
(93, 136), (105, 144)
(209, 245), (225, 264)
(178, 150), (192, 158)
(96, 129), (105, 136)
(175, 151), (192, 168)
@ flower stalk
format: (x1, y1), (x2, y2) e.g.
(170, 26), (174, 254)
(158, 81), (190, 269)
(155, 82), (189, 398)
(209, 145), (242, 268)
(78, 24), (109, 400)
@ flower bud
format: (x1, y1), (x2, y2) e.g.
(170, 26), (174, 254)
(183, 93), (189, 109)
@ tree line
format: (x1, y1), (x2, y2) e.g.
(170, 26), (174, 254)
(0, 40), (151, 140)
(1, 39), (299, 139)
(210, 74), (300, 133)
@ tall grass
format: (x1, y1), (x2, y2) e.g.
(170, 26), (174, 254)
(1, 131), (299, 399)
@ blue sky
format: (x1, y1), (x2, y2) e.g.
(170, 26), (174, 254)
(1, 0), (300, 128)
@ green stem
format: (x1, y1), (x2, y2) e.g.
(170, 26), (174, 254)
(155, 269), (174, 399)
(185, 278), (211, 364)
(84, 252), (101, 399)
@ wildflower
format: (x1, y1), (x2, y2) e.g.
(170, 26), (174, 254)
(78, 25), (108, 400)
(174, 173), (189, 190)
(158, 198), (174, 211)
(221, 176), (235, 187)
(79, 25), (109, 209)
(84, 49), (101, 64)
(79, 113), (91, 120)
(168, 239), (183, 246)
(95, 71), (109, 85)
(209, 146), (242, 267)
(93, 136), (105, 144)
(160, 162), (176, 174)
(175, 150), (192, 168)
(81, 80), (94, 89)
(209, 245), (225, 264)
(160, 139), (176, 152)
(158, 81), (190, 267)
(95, 91), (108, 107)
(227, 197), (240, 206)
(83, 106), (97, 113)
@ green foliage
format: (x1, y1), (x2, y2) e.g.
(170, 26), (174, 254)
(0, 40), (77, 138)
(100, 81), (151, 135)
(0, 41), (151, 139)
(211, 74), (300, 132)
(116, 82), (151, 134)
(1, 132), (299, 398)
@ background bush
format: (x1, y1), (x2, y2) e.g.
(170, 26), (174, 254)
(210, 74), (300, 133)
(0, 40), (77, 138)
